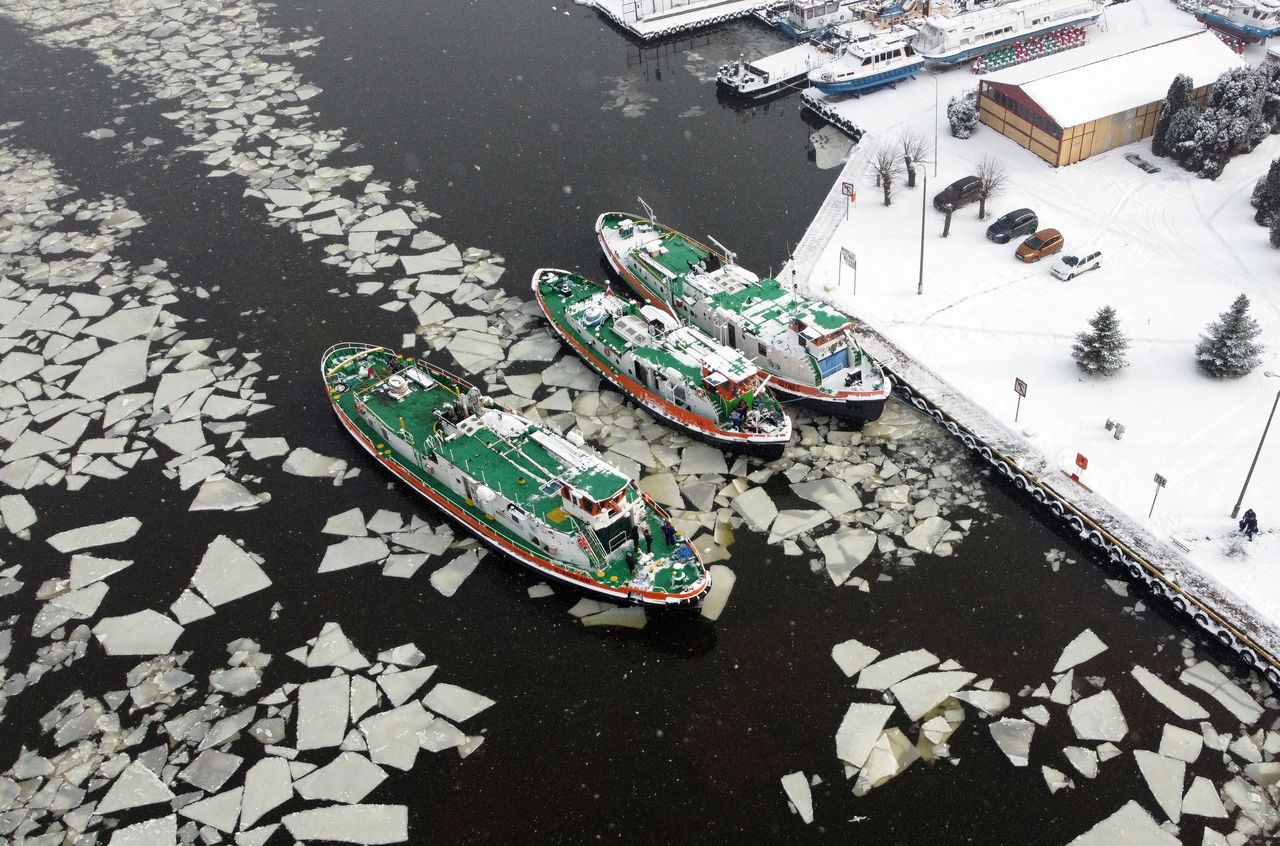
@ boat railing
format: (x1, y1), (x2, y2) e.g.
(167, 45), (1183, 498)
(569, 515), (609, 570)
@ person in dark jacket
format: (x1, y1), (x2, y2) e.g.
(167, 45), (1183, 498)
(1240, 508), (1259, 541)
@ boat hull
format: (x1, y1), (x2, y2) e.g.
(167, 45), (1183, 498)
(811, 61), (922, 94)
(919, 15), (1101, 64)
(1194, 10), (1277, 42)
(533, 273), (790, 458)
(715, 72), (800, 99)
(596, 216), (892, 422)
(323, 349), (708, 607)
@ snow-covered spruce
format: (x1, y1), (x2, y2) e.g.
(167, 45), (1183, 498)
(1151, 74), (1193, 159)
(1195, 294), (1264, 378)
(947, 89), (979, 140)
(1172, 64), (1279, 180)
(1251, 158), (1280, 227)
(1071, 306), (1130, 377)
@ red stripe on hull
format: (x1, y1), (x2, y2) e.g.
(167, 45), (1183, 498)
(329, 402), (708, 605)
(533, 288), (787, 449)
(597, 227), (890, 411)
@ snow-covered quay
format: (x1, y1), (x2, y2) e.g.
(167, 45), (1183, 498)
(791, 0), (1280, 666)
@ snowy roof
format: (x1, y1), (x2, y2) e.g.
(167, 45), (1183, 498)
(983, 27), (1247, 128)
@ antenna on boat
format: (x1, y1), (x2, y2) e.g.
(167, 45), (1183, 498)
(707, 235), (737, 266)
(637, 196), (657, 223)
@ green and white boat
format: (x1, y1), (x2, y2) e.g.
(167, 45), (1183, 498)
(322, 343), (709, 606)
(597, 211), (892, 422)
(533, 268), (792, 457)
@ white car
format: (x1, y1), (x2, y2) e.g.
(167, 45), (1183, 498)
(1050, 250), (1102, 281)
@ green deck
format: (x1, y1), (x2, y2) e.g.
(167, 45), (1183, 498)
(602, 213), (861, 337)
(537, 270), (784, 423)
(322, 343), (704, 595)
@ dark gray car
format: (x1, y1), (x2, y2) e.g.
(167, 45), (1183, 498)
(986, 208), (1039, 243)
(933, 176), (982, 212)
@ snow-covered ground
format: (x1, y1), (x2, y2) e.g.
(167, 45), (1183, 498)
(802, 1), (1280, 624)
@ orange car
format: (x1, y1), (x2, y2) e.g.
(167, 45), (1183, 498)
(1015, 228), (1064, 263)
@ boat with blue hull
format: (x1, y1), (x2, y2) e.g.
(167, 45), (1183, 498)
(808, 28), (921, 94)
(1189, 0), (1280, 42)
(912, 0), (1102, 64)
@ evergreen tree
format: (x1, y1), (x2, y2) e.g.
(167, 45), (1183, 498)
(1251, 158), (1280, 225)
(1262, 63), (1280, 131)
(1178, 108), (1232, 180)
(1208, 66), (1270, 151)
(1271, 213), (1280, 248)
(1072, 306), (1130, 376)
(1165, 105), (1201, 158)
(1195, 294), (1265, 377)
(947, 90), (980, 139)
(1153, 74), (1195, 158)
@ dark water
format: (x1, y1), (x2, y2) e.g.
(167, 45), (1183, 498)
(0, 1), (1266, 844)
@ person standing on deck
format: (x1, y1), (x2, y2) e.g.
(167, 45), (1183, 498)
(641, 525), (653, 553)
(661, 518), (677, 547)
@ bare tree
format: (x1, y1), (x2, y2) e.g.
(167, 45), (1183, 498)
(868, 143), (905, 207)
(975, 153), (1010, 220)
(898, 128), (930, 189)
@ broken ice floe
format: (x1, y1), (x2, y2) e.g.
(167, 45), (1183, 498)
(780, 771), (814, 824)
(93, 610), (184, 656)
(1067, 690), (1128, 742)
(989, 718), (1034, 767)
(1052, 629), (1107, 673)
(0, 618), (488, 844)
(1180, 660), (1263, 725)
(1067, 800), (1178, 845)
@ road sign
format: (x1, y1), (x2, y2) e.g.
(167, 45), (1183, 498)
(1012, 377), (1027, 421)
(842, 182), (855, 197)
(838, 247), (858, 294)
(1150, 472), (1167, 516)
(1076, 453), (1089, 471)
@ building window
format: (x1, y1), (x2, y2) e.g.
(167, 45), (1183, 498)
(985, 87), (1062, 138)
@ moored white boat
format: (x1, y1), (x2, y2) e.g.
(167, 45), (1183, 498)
(534, 268), (792, 457)
(911, 0), (1103, 64)
(808, 27), (922, 94)
(596, 212), (892, 422)
(1188, 0), (1280, 42)
(322, 342), (709, 606)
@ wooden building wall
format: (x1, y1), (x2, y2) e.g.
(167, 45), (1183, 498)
(979, 82), (1212, 167)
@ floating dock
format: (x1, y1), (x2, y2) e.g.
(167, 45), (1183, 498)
(590, 0), (779, 39)
(718, 40), (841, 97)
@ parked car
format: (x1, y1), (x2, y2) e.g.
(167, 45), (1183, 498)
(1050, 250), (1102, 280)
(933, 176), (982, 212)
(1015, 228), (1064, 263)
(1123, 152), (1161, 174)
(985, 208), (1038, 243)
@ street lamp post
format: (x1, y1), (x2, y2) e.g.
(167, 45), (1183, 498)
(932, 73), (939, 177)
(917, 170), (927, 295)
(1231, 371), (1280, 519)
